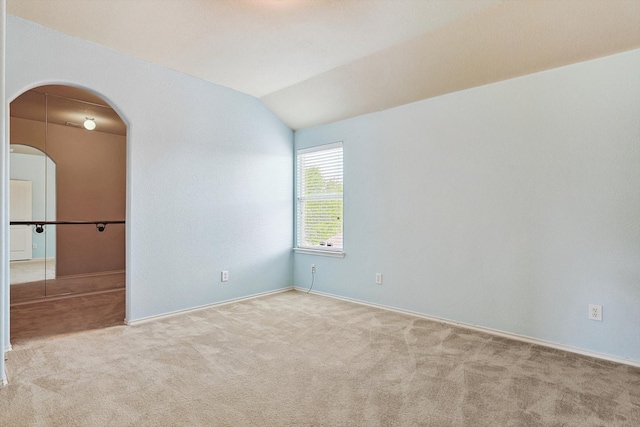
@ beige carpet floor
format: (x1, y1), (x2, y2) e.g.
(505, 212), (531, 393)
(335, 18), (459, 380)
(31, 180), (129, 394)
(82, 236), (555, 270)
(1, 290), (639, 426)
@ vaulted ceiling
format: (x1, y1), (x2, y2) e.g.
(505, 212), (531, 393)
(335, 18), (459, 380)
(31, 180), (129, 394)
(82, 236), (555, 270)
(7, 0), (640, 130)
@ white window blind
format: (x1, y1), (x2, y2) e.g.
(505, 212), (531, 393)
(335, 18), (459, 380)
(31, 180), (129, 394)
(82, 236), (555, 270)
(296, 142), (343, 251)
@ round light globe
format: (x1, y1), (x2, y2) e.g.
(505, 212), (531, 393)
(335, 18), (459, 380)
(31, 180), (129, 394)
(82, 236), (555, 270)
(83, 119), (96, 131)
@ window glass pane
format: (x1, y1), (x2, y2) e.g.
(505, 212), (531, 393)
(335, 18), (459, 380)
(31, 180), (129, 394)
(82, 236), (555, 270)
(297, 143), (343, 250)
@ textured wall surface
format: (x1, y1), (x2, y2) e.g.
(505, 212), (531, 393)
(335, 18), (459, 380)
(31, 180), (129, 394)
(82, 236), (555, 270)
(294, 49), (640, 362)
(3, 16), (294, 323)
(1, 0), (7, 383)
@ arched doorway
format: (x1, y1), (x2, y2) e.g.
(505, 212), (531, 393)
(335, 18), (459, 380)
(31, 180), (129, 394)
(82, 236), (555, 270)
(9, 85), (127, 341)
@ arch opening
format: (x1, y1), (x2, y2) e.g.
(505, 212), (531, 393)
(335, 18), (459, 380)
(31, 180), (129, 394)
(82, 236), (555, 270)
(8, 84), (127, 341)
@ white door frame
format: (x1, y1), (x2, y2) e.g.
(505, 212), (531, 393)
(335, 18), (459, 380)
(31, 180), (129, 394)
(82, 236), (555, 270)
(9, 179), (32, 261)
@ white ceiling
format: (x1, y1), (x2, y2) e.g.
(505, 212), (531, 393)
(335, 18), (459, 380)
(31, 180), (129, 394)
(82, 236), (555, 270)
(8, 0), (640, 130)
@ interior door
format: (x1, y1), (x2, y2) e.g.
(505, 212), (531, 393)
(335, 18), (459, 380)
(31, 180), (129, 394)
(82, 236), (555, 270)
(10, 179), (33, 261)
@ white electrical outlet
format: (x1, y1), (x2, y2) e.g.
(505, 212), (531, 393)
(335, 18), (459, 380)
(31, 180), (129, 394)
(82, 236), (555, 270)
(375, 273), (383, 285)
(32, 243), (37, 249)
(311, 264), (316, 273)
(588, 304), (602, 321)
(221, 271), (229, 282)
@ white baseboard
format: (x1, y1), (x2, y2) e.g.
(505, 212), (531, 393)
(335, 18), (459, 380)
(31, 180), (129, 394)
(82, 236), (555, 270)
(126, 287), (294, 326)
(294, 287), (640, 368)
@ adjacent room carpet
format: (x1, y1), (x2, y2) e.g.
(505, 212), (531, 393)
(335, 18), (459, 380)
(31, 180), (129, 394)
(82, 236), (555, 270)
(1, 290), (638, 426)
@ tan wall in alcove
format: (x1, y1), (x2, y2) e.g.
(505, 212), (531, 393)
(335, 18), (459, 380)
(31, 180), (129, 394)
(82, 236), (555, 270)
(10, 117), (126, 277)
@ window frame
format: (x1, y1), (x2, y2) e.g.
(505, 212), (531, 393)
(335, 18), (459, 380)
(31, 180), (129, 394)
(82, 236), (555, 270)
(295, 141), (344, 257)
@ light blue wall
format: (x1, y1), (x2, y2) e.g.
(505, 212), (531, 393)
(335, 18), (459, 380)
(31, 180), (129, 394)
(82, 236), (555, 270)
(9, 152), (56, 259)
(1, 0), (7, 383)
(294, 49), (640, 362)
(3, 16), (293, 323)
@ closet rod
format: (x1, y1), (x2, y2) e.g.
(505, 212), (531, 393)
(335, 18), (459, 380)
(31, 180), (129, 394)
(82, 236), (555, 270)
(36, 90), (114, 109)
(10, 220), (125, 233)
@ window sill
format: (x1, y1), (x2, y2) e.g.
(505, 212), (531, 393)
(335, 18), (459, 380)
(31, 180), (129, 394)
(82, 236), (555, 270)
(293, 248), (345, 258)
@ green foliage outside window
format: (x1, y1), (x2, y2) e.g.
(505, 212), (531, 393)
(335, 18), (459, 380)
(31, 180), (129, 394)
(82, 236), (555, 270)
(302, 167), (343, 248)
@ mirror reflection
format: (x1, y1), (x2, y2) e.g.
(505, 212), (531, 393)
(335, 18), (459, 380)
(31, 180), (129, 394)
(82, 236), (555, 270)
(9, 85), (127, 313)
(9, 144), (56, 283)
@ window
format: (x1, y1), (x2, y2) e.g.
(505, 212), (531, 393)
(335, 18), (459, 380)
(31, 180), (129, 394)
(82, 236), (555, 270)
(296, 142), (343, 253)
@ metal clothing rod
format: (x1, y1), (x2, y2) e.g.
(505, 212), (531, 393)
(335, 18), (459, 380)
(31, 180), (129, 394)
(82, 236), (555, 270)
(35, 90), (114, 109)
(9, 220), (125, 233)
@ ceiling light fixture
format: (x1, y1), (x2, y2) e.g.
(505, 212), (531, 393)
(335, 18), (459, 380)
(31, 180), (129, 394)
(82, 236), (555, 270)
(83, 117), (96, 131)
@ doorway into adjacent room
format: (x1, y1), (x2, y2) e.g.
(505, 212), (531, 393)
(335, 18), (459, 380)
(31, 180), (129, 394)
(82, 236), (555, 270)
(9, 85), (127, 341)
